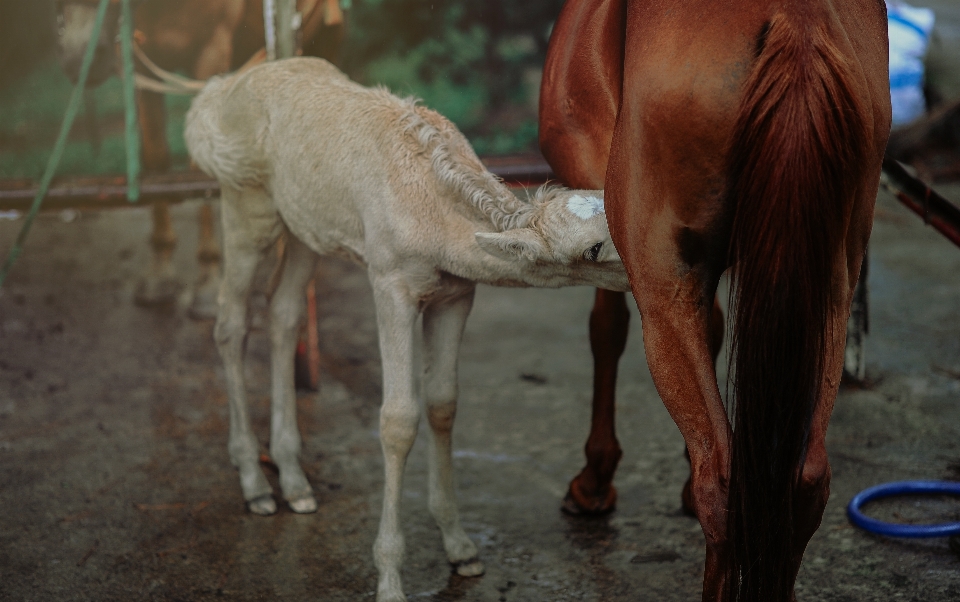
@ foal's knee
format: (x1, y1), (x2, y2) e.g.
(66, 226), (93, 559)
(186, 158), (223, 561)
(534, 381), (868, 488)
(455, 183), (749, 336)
(424, 376), (457, 428)
(380, 403), (420, 457)
(426, 400), (457, 434)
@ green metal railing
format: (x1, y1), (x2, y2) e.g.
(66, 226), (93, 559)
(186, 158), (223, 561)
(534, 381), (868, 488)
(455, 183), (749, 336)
(0, 0), (141, 288)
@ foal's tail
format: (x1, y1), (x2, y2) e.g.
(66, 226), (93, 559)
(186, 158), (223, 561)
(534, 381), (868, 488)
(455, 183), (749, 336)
(724, 13), (868, 601)
(185, 72), (267, 189)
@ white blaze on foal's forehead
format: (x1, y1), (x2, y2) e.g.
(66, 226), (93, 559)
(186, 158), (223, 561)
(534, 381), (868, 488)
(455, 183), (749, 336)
(566, 194), (605, 219)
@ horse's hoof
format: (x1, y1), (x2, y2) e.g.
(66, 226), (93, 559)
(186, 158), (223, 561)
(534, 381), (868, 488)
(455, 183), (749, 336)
(287, 495), (318, 514)
(134, 277), (179, 307)
(247, 494), (278, 516)
(452, 557), (485, 577)
(561, 485), (616, 516)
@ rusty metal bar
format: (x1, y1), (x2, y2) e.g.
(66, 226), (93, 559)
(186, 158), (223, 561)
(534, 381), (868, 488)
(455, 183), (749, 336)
(0, 155), (555, 212)
(0, 172), (217, 211)
(882, 157), (960, 249)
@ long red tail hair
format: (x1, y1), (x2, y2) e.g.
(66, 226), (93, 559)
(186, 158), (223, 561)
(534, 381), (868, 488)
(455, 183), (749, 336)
(724, 12), (868, 601)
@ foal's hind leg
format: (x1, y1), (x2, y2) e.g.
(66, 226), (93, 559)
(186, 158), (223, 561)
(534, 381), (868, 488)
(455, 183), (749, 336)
(564, 288), (629, 515)
(422, 284), (484, 577)
(267, 235), (318, 513)
(216, 186), (283, 515)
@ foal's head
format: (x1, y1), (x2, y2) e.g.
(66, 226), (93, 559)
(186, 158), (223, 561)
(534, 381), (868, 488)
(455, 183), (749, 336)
(475, 187), (624, 282)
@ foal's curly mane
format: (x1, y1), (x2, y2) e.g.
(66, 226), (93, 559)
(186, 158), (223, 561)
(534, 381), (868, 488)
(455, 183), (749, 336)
(384, 90), (538, 231)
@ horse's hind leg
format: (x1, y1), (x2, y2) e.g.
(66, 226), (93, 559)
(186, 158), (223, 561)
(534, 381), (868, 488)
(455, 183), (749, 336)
(267, 234), (318, 513)
(216, 185), (283, 515)
(422, 284), (483, 577)
(187, 202), (222, 319)
(633, 278), (731, 600)
(564, 288), (629, 515)
(134, 90), (179, 306)
(788, 250), (865, 581)
(681, 295), (725, 516)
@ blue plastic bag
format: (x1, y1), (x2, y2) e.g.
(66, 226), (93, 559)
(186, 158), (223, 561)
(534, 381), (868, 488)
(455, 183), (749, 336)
(887, 1), (936, 126)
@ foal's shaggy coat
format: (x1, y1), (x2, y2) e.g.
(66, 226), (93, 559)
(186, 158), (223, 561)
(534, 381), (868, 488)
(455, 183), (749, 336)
(185, 57), (628, 602)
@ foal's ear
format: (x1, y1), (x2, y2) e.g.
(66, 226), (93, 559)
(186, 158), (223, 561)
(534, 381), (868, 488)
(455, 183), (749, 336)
(475, 229), (547, 262)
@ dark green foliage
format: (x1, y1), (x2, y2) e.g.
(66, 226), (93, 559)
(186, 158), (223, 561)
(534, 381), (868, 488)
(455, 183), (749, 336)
(0, 0), (562, 179)
(345, 0), (564, 154)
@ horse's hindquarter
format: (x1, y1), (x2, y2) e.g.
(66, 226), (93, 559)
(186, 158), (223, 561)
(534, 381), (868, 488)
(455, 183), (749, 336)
(603, 2), (891, 599)
(539, 0), (626, 189)
(834, 0), (894, 276)
(607, 0), (889, 283)
(605, 3), (756, 283)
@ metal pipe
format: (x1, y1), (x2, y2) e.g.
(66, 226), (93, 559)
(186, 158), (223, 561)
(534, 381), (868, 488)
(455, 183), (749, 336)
(0, 157), (554, 212)
(882, 157), (960, 249)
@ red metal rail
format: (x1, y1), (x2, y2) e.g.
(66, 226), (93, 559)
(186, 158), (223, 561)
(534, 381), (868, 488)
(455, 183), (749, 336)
(0, 155), (554, 212)
(883, 157), (960, 249)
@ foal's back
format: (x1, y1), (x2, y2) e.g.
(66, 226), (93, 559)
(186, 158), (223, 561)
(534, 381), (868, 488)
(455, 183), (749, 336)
(188, 58), (459, 260)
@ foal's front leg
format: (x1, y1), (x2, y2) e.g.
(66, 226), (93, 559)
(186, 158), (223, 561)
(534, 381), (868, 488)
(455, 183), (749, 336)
(268, 235), (319, 513)
(370, 275), (422, 602)
(422, 286), (484, 577)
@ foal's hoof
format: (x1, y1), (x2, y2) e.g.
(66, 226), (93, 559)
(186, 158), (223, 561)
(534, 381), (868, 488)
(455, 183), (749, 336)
(452, 557), (485, 577)
(561, 482), (617, 516)
(287, 495), (318, 514)
(247, 494), (278, 516)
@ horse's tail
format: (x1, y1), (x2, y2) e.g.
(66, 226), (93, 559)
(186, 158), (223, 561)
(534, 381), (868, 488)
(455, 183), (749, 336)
(724, 13), (868, 601)
(185, 72), (267, 189)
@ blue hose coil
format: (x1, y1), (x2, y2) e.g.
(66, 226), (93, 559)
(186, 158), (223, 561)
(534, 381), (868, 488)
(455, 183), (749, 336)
(847, 480), (960, 538)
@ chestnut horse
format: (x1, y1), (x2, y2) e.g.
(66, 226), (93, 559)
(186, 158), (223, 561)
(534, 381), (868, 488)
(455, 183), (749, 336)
(540, 0), (891, 600)
(56, 0), (345, 315)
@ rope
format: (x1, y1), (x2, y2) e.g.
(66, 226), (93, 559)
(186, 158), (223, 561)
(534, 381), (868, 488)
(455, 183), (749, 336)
(0, 0), (112, 288)
(132, 42), (205, 94)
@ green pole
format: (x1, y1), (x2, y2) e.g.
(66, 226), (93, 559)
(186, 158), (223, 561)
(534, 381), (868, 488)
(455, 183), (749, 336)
(0, 0), (112, 288)
(119, 0), (140, 202)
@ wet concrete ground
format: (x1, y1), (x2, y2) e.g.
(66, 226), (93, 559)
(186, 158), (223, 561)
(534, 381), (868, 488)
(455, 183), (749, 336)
(5, 3), (960, 598)
(1, 181), (960, 601)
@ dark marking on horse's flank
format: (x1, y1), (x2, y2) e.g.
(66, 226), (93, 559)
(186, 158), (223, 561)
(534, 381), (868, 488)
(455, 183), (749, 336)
(755, 21), (772, 58)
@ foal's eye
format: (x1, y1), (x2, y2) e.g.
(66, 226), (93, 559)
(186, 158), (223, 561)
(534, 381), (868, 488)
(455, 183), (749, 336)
(584, 242), (603, 262)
